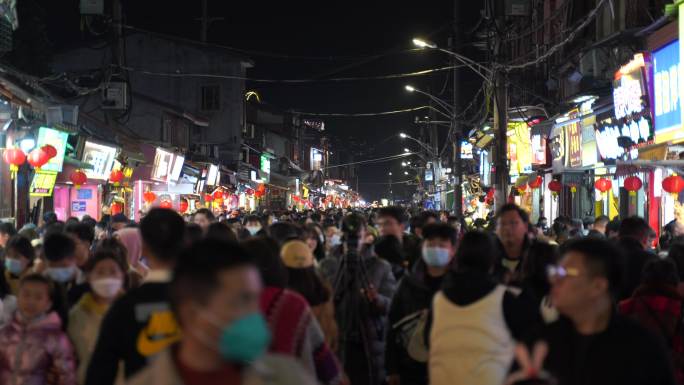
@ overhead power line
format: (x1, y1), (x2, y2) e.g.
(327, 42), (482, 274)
(119, 65), (466, 83)
(291, 106), (433, 117)
(324, 153), (414, 169)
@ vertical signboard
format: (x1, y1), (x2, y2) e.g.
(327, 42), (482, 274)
(566, 110), (582, 167)
(653, 39), (682, 143)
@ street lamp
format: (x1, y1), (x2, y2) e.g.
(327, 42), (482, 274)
(401, 162), (407, 167)
(389, 172), (393, 176)
(412, 37), (492, 83)
(404, 85), (415, 92)
(404, 148), (410, 153)
(412, 38), (437, 49)
(404, 85), (454, 119)
(404, 171), (409, 176)
(399, 132), (408, 138)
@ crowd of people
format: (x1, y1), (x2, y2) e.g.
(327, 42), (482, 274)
(0, 203), (681, 385)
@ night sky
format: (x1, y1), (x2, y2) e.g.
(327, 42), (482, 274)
(28, 0), (483, 201)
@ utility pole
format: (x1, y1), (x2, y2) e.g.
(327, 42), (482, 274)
(491, 1), (509, 210)
(197, 0), (224, 43)
(451, 0), (463, 216)
(494, 72), (509, 208)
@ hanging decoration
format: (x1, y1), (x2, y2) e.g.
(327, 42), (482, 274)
(109, 169), (124, 186)
(623, 176), (642, 196)
(246, 188), (255, 196)
(257, 184), (266, 195)
(528, 175), (543, 189)
(159, 200), (172, 209)
(110, 202), (124, 215)
(179, 199), (189, 213)
(594, 178), (612, 195)
(69, 170), (88, 189)
(568, 183), (578, 197)
(27, 147), (50, 171)
(204, 193), (213, 202)
(3, 148), (26, 179)
(548, 180), (562, 198)
(663, 175), (684, 198)
(517, 184), (527, 194)
(143, 191), (157, 204)
(41, 145), (57, 160)
(213, 190), (223, 201)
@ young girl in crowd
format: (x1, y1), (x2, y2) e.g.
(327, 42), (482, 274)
(4, 235), (35, 294)
(68, 248), (127, 385)
(0, 274), (76, 385)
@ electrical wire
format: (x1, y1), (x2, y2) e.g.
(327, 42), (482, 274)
(118, 64), (466, 83)
(323, 152), (414, 169)
(501, 0), (608, 71)
(290, 105), (433, 117)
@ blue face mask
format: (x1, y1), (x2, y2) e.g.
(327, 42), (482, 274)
(422, 246), (451, 268)
(4, 258), (25, 276)
(218, 313), (271, 363)
(330, 234), (342, 247)
(45, 266), (76, 283)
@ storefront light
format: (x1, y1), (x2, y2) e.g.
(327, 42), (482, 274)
(18, 135), (36, 153)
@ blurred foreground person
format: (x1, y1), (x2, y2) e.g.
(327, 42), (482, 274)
(529, 238), (675, 385)
(86, 209), (185, 385)
(126, 239), (315, 385)
(0, 274), (76, 385)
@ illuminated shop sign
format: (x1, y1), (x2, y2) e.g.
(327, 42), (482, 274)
(653, 39), (682, 143)
(595, 117), (652, 160)
(81, 141), (117, 180)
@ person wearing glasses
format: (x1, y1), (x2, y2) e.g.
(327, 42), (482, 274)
(529, 238), (676, 385)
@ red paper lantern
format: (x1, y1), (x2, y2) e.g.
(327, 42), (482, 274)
(159, 201), (172, 209)
(257, 184), (266, 194)
(204, 193), (213, 202)
(70, 170), (88, 189)
(213, 190), (223, 201)
(41, 145), (57, 160)
(663, 175), (684, 195)
(623, 176), (642, 195)
(293, 195), (300, 202)
(109, 169), (124, 186)
(528, 176), (543, 189)
(143, 191), (157, 204)
(179, 199), (189, 213)
(111, 202), (123, 215)
(246, 188), (255, 196)
(594, 178), (612, 193)
(27, 148), (50, 170)
(3, 148), (26, 178)
(548, 180), (562, 193)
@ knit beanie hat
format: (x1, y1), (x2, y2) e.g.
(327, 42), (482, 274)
(280, 240), (314, 268)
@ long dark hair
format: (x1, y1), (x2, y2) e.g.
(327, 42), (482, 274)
(241, 236), (289, 288)
(286, 267), (330, 307)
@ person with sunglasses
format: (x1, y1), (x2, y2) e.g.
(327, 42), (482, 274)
(528, 238), (676, 385)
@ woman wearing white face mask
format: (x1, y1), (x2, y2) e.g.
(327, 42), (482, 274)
(68, 249), (127, 385)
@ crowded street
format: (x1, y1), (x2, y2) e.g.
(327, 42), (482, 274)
(1, 1), (684, 385)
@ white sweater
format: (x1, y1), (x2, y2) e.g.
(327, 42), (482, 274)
(429, 285), (515, 385)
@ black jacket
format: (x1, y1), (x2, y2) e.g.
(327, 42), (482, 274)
(386, 262), (444, 385)
(527, 315), (676, 385)
(85, 281), (180, 385)
(617, 237), (657, 300)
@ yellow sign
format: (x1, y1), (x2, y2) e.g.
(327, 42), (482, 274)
(29, 171), (58, 197)
(507, 122), (532, 176)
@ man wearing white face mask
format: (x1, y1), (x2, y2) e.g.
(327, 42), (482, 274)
(386, 224), (457, 385)
(69, 249), (127, 384)
(242, 215), (264, 238)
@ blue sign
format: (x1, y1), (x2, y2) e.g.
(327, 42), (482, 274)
(71, 201), (86, 212)
(653, 40), (681, 143)
(77, 189), (92, 200)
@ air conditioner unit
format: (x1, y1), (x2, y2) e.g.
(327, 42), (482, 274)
(46, 105), (79, 126)
(102, 82), (127, 110)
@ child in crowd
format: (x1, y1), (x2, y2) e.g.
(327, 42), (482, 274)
(0, 274), (76, 385)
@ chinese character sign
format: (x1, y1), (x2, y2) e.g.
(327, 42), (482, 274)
(653, 40), (682, 144)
